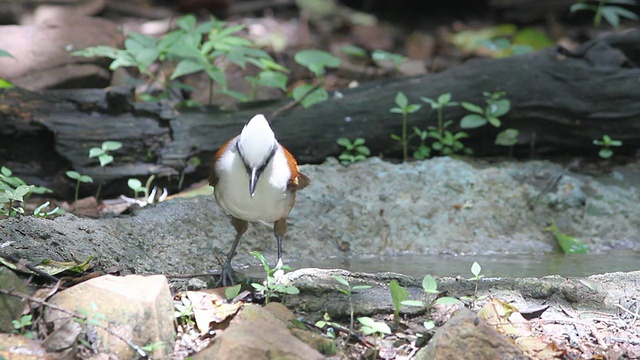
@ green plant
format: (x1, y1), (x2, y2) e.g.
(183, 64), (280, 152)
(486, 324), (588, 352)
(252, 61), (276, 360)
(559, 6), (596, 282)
(250, 251), (299, 304)
(389, 279), (408, 326)
(0, 185), (31, 216)
(495, 128), (520, 158)
(460, 91), (511, 129)
(402, 275), (460, 330)
(333, 275), (371, 340)
(33, 201), (63, 218)
(571, 0), (639, 29)
(315, 312), (342, 339)
(174, 294), (195, 325)
(11, 314), (34, 338)
(593, 134), (622, 159)
(372, 50), (407, 71)
(89, 141), (122, 200)
(292, 49), (340, 108)
(1, 166), (52, 198)
(74, 15), (287, 104)
(336, 137), (370, 165)
(421, 93), (472, 156)
(357, 316), (391, 355)
(66, 171), (94, 204)
(460, 262), (487, 308)
(390, 92), (422, 162)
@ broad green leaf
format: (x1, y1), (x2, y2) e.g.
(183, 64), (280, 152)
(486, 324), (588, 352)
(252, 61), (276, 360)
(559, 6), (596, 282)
(291, 84), (328, 108)
(172, 59), (206, 79)
(460, 114), (487, 129)
(436, 296), (461, 305)
(486, 115), (501, 127)
(66, 171), (80, 180)
(389, 280), (409, 310)
(390, 107), (404, 114)
(221, 88), (248, 102)
(336, 138), (352, 147)
(406, 104), (422, 113)
(341, 45), (367, 58)
(256, 70), (287, 90)
(495, 128), (519, 146)
(422, 275), (438, 293)
(371, 50), (406, 67)
(176, 14), (197, 30)
(599, 148), (613, 159)
(353, 138), (365, 146)
(488, 99), (510, 117)
(395, 92), (408, 109)
(88, 147), (103, 158)
(461, 102), (484, 114)
(570, 3), (594, 12)
(127, 178), (143, 191)
(102, 141), (122, 151)
(438, 93), (452, 105)
(332, 275), (350, 287)
(471, 262), (482, 277)
(294, 50), (340, 77)
(206, 67), (226, 88)
(98, 154), (114, 167)
(0, 49), (13, 58)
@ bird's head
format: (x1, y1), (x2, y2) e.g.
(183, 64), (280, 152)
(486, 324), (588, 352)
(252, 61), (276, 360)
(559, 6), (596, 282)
(237, 114), (278, 197)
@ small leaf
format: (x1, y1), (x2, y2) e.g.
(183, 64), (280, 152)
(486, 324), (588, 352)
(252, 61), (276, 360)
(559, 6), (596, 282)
(460, 114), (487, 129)
(98, 154), (114, 167)
(0, 50), (14, 58)
(336, 138), (352, 147)
(599, 148), (613, 159)
(66, 171), (80, 180)
(401, 300), (425, 307)
(390, 134), (402, 141)
(351, 285), (372, 291)
(353, 138), (365, 146)
(291, 85), (328, 108)
(332, 275), (350, 288)
(171, 59), (206, 79)
(494, 128), (519, 146)
(127, 178), (143, 191)
(88, 147), (103, 158)
(486, 115), (502, 127)
(406, 104), (422, 113)
(461, 102), (484, 114)
(102, 141), (122, 151)
(422, 275), (438, 293)
(435, 296), (461, 305)
(341, 45), (367, 58)
(471, 262), (482, 277)
(395, 92), (408, 109)
(488, 99), (510, 117)
(437, 93), (452, 105)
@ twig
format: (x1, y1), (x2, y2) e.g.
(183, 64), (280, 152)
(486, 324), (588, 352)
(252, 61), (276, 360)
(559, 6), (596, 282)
(0, 252), (60, 283)
(526, 160), (579, 207)
(0, 288), (148, 359)
(270, 81), (323, 119)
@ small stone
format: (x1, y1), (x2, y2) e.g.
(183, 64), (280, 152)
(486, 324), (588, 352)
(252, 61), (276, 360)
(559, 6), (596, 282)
(0, 267), (31, 332)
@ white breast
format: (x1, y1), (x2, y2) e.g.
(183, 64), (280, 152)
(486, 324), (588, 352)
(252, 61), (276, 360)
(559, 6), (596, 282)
(214, 144), (294, 223)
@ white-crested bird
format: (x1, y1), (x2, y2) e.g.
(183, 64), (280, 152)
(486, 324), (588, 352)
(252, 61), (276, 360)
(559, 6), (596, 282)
(209, 114), (310, 286)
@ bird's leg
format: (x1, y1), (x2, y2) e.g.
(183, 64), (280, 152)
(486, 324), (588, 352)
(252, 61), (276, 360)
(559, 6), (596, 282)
(218, 216), (248, 287)
(273, 218), (288, 282)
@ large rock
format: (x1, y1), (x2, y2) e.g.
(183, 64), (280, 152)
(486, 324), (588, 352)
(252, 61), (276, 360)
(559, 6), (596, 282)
(43, 274), (174, 359)
(418, 308), (527, 360)
(193, 303), (326, 359)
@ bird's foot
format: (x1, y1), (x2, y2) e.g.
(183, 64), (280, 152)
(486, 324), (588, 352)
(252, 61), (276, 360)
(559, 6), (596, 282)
(217, 261), (236, 287)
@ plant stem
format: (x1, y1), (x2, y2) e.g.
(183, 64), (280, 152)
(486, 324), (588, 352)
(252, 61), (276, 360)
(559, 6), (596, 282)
(74, 181), (80, 203)
(402, 113), (408, 162)
(595, 0), (604, 29)
(437, 107), (443, 138)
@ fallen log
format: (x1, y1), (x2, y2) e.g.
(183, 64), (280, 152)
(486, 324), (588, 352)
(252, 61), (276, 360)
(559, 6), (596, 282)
(1, 30), (639, 197)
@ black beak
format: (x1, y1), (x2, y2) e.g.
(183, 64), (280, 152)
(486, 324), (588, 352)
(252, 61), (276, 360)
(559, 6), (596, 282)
(248, 167), (261, 197)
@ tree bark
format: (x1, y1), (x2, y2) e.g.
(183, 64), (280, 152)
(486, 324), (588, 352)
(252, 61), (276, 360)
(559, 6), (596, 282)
(1, 30), (639, 197)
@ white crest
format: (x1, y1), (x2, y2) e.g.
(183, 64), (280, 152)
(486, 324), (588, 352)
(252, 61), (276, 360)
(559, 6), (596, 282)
(238, 114), (277, 168)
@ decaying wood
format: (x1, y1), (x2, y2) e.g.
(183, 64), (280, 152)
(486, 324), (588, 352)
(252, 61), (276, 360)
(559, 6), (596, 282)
(1, 30), (639, 197)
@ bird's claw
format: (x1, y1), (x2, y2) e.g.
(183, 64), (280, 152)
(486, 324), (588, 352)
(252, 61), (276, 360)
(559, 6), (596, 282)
(217, 261), (236, 287)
